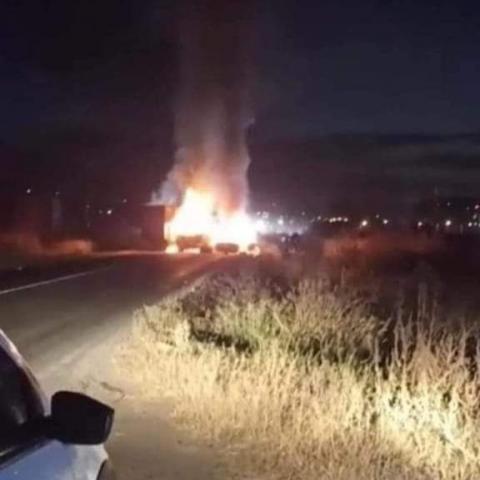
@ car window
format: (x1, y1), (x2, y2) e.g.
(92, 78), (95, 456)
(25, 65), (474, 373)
(0, 346), (44, 459)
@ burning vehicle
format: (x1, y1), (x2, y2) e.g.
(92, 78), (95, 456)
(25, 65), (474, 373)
(151, 0), (257, 256)
(164, 188), (258, 254)
(176, 234), (211, 253)
(215, 242), (239, 255)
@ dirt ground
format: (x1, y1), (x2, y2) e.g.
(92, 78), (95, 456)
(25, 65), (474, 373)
(38, 307), (221, 480)
(108, 397), (218, 480)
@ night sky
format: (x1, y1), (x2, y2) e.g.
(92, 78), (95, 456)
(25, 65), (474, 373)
(255, 0), (480, 138)
(1, 0), (479, 208)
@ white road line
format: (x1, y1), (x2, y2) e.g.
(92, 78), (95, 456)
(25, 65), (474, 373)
(0, 266), (111, 296)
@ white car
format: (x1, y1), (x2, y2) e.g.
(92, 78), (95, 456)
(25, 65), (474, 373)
(0, 330), (114, 479)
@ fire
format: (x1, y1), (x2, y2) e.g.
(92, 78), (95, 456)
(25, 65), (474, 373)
(166, 189), (215, 240)
(165, 188), (257, 252)
(165, 243), (179, 254)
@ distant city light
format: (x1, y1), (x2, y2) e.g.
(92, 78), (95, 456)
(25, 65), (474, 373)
(277, 217), (284, 226)
(468, 222), (473, 227)
(122, 198), (128, 204)
(360, 219), (369, 228)
(417, 221), (423, 227)
(255, 219), (267, 233)
(445, 219), (452, 227)
(106, 209), (113, 215)
(383, 219), (389, 225)
(26, 188), (32, 194)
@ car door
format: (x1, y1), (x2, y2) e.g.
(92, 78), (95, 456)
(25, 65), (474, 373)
(0, 440), (76, 480)
(0, 344), (76, 480)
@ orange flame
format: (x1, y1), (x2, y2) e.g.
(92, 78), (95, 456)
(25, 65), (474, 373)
(166, 188), (257, 252)
(165, 243), (179, 254)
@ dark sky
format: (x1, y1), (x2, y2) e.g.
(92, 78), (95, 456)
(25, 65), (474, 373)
(1, 0), (479, 205)
(255, 0), (480, 139)
(0, 0), (177, 202)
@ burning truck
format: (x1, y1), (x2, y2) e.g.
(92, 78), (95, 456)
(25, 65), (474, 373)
(149, 0), (257, 255)
(164, 188), (258, 254)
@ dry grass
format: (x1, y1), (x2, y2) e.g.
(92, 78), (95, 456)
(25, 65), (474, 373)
(120, 273), (480, 480)
(323, 232), (444, 260)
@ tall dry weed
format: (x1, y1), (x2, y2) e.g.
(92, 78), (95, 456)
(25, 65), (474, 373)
(120, 274), (480, 479)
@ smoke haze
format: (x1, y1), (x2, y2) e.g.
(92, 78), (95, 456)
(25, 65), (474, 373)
(157, 0), (254, 214)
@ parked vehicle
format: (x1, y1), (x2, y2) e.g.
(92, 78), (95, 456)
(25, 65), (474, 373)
(0, 330), (114, 479)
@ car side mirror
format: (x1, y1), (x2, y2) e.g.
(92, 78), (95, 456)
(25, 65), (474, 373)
(49, 391), (114, 445)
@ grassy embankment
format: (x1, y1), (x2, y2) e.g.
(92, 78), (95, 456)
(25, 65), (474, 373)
(120, 270), (480, 479)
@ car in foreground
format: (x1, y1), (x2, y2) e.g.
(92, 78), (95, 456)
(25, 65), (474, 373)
(0, 330), (114, 479)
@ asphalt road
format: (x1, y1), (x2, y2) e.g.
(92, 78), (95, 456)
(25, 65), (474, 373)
(0, 253), (219, 383)
(0, 252), (246, 479)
